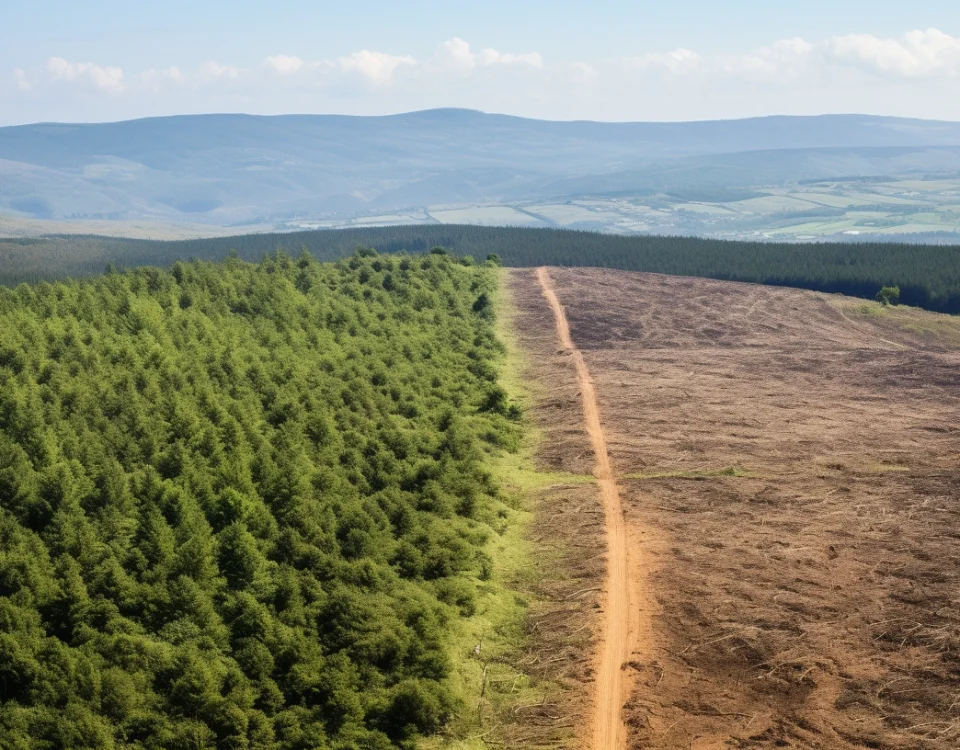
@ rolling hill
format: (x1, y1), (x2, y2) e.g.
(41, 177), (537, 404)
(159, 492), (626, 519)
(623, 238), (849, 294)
(4, 109), (960, 228)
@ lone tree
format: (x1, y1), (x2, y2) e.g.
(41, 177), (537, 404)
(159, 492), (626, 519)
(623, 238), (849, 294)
(876, 285), (900, 306)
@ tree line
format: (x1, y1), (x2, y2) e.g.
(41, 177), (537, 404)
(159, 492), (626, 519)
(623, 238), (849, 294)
(1, 225), (958, 312)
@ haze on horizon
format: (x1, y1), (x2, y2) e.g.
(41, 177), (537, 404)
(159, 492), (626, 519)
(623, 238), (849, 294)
(5, 0), (960, 126)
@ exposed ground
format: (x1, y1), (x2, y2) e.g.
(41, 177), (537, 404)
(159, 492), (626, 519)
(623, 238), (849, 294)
(536, 267), (645, 749)
(509, 267), (960, 749)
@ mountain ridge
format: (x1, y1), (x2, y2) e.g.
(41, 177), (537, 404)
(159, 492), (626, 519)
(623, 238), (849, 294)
(4, 108), (960, 227)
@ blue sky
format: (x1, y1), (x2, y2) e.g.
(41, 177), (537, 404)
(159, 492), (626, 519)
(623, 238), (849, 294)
(5, 1), (960, 124)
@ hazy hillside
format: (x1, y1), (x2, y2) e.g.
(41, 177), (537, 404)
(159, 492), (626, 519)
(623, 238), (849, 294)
(4, 109), (960, 228)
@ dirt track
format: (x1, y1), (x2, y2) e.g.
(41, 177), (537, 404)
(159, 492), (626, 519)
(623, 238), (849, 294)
(537, 268), (645, 749)
(511, 268), (960, 750)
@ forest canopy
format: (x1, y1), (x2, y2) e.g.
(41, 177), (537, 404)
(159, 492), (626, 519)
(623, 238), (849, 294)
(0, 250), (519, 749)
(2, 225), (959, 313)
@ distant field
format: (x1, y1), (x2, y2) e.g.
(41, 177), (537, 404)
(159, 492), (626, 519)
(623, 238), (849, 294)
(767, 219), (859, 236)
(267, 175), (960, 241)
(0, 213), (277, 240)
(428, 206), (545, 226)
(524, 204), (611, 225)
(6, 173), (960, 242)
(296, 214), (434, 230)
(732, 195), (822, 212)
(675, 203), (736, 215)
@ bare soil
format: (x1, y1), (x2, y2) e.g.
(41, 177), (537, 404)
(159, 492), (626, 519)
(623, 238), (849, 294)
(496, 272), (606, 749)
(536, 267), (648, 749)
(509, 268), (960, 750)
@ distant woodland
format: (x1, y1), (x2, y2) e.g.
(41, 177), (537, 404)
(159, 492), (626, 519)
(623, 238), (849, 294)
(2, 226), (958, 312)
(0, 250), (518, 749)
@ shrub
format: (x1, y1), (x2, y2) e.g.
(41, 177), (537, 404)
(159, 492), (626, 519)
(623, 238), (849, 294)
(876, 285), (901, 305)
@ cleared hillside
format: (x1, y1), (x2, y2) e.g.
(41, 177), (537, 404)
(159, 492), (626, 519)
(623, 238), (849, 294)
(510, 267), (960, 749)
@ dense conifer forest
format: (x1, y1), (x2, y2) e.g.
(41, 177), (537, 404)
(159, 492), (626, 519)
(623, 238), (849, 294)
(0, 249), (518, 749)
(2, 225), (959, 312)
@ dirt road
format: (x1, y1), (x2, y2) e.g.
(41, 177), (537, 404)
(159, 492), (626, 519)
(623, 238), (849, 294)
(536, 267), (638, 750)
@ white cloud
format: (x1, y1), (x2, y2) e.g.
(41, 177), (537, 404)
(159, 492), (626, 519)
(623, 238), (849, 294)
(569, 61), (597, 84)
(490, 50), (543, 68)
(337, 50), (416, 84)
(436, 37), (475, 72)
(46, 57), (124, 92)
(827, 28), (960, 78)
(14, 68), (31, 91)
(717, 37), (813, 77)
(618, 31), (960, 82)
(265, 55), (303, 75)
(436, 37), (543, 72)
(140, 66), (182, 91)
(197, 60), (241, 81)
(625, 48), (701, 74)
(776, 37), (815, 56)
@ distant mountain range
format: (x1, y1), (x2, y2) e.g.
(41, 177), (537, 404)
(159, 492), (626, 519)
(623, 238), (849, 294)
(3, 108), (960, 227)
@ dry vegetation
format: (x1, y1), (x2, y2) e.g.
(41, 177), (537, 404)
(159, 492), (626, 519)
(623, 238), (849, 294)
(510, 267), (960, 749)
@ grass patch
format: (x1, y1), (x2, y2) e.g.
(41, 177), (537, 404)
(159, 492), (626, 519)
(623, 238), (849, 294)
(834, 297), (960, 347)
(623, 465), (754, 480)
(425, 269), (591, 749)
(869, 463), (910, 473)
(853, 301), (887, 318)
(492, 448), (595, 493)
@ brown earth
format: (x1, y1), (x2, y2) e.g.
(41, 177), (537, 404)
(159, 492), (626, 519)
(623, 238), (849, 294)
(492, 272), (606, 749)
(536, 267), (647, 750)
(508, 267), (960, 750)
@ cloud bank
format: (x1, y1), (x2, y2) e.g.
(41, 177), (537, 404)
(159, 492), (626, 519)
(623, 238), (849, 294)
(45, 57), (125, 93)
(826, 29), (960, 78)
(7, 30), (960, 123)
(435, 37), (543, 72)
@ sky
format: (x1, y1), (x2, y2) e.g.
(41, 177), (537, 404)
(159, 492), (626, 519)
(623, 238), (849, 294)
(4, 0), (960, 125)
